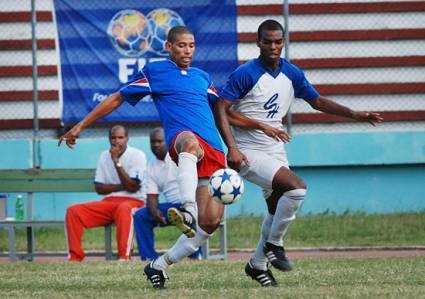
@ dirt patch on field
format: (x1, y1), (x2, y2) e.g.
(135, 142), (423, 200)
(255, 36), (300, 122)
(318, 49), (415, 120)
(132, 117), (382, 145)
(227, 247), (425, 261)
(1, 247), (425, 263)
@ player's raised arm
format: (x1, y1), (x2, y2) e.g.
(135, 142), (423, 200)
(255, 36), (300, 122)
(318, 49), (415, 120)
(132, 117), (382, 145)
(58, 92), (124, 148)
(308, 95), (384, 126)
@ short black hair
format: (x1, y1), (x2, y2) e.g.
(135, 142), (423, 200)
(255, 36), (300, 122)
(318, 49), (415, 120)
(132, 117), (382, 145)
(257, 19), (284, 40)
(109, 125), (128, 138)
(149, 127), (164, 140)
(167, 26), (194, 43)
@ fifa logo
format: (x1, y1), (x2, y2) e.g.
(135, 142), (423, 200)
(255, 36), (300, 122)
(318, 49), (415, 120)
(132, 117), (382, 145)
(107, 8), (185, 83)
(263, 93), (280, 118)
(107, 8), (184, 57)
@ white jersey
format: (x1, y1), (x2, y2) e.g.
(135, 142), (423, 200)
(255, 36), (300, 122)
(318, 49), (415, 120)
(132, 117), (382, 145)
(143, 153), (180, 204)
(220, 58), (319, 151)
(94, 146), (146, 200)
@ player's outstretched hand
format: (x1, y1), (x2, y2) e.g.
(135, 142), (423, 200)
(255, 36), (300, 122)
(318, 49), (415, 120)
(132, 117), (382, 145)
(58, 125), (82, 149)
(259, 123), (291, 142)
(227, 147), (249, 172)
(353, 111), (384, 126)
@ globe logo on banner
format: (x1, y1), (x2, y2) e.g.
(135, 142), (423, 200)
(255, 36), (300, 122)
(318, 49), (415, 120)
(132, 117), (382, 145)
(107, 10), (152, 57)
(107, 8), (185, 58)
(147, 8), (185, 56)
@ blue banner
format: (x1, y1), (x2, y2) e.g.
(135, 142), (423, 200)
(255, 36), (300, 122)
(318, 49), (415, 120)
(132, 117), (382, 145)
(54, 0), (238, 123)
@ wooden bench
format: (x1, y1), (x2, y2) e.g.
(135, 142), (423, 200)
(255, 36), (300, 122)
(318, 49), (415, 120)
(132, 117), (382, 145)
(0, 168), (227, 261)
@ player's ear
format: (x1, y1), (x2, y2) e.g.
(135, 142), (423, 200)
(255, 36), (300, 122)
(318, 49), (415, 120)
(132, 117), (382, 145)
(165, 41), (172, 53)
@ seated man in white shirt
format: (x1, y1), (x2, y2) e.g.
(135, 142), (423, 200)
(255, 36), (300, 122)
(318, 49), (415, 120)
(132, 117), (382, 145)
(133, 127), (201, 260)
(65, 125), (146, 262)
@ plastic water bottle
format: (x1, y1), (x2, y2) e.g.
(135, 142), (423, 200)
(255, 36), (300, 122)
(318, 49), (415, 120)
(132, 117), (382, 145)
(15, 194), (24, 221)
(0, 193), (7, 220)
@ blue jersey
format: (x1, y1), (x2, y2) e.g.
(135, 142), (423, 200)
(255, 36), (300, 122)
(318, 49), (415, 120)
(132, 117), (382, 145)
(220, 58), (319, 150)
(120, 60), (223, 152)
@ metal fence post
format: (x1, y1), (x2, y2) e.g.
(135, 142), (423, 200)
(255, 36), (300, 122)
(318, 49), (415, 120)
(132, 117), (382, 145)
(31, 0), (40, 168)
(283, 0), (292, 135)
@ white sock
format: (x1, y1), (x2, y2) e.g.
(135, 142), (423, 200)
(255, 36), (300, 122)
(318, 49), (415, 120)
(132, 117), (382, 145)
(177, 152), (198, 218)
(251, 213), (273, 271)
(152, 254), (171, 271)
(267, 189), (306, 246)
(153, 226), (210, 271)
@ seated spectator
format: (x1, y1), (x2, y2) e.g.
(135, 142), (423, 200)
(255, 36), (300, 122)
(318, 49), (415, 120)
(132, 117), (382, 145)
(65, 125), (146, 262)
(133, 127), (201, 260)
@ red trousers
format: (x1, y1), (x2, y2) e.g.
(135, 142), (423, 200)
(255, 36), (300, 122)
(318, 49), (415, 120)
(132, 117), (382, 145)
(65, 196), (145, 261)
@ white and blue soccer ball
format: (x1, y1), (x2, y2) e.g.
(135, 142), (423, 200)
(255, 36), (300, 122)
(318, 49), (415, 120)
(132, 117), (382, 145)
(208, 168), (244, 205)
(146, 8), (185, 56)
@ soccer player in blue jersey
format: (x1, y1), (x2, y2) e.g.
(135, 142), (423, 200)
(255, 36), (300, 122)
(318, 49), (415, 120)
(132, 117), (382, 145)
(215, 20), (383, 287)
(59, 26), (235, 289)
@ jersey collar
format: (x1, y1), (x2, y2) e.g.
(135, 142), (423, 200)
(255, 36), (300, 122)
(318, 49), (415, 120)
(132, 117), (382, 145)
(167, 59), (190, 71)
(256, 57), (282, 78)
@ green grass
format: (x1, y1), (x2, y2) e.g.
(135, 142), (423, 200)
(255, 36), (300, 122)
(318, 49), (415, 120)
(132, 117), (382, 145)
(1, 212), (425, 252)
(1, 213), (424, 298)
(0, 258), (424, 298)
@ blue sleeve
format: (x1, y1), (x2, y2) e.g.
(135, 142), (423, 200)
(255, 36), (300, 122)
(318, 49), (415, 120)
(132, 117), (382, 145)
(220, 66), (253, 101)
(119, 66), (152, 106)
(291, 65), (319, 101)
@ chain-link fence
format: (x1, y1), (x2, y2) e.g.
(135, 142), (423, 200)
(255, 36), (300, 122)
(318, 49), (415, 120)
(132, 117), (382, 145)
(1, 0), (424, 141)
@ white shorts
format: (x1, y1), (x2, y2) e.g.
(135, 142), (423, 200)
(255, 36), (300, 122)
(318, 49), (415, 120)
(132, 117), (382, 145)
(239, 147), (289, 199)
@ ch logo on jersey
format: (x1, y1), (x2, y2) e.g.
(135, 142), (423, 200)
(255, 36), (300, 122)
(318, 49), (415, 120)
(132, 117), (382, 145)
(263, 93), (279, 118)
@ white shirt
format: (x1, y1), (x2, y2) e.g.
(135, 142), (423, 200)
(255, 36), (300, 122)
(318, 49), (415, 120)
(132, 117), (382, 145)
(143, 153), (180, 204)
(94, 146), (146, 200)
(220, 58), (319, 151)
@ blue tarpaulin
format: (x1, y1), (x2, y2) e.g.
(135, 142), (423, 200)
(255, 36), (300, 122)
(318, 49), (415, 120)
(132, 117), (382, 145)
(54, 0), (238, 123)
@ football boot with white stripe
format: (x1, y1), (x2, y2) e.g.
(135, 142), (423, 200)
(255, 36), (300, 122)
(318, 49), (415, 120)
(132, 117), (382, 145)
(263, 242), (292, 271)
(245, 261), (278, 287)
(144, 261), (168, 289)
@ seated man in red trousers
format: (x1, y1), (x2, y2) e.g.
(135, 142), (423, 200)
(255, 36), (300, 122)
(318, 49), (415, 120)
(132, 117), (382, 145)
(65, 125), (146, 261)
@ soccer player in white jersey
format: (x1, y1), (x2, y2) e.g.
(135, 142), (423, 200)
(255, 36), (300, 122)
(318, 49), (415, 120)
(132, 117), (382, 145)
(215, 20), (383, 287)
(59, 26), (232, 289)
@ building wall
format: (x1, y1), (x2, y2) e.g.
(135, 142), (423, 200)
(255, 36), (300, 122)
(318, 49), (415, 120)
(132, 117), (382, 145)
(0, 0), (424, 219)
(2, 130), (424, 219)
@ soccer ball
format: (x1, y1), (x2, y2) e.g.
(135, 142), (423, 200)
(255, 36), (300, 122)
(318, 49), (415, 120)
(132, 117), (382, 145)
(146, 8), (185, 56)
(107, 9), (152, 57)
(208, 168), (244, 205)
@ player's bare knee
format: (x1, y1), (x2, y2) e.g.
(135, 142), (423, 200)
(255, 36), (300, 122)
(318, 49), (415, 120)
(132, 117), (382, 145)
(285, 177), (307, 193)
(174, 131), (196, 151)
(273, 169), (307, 193)
(292, 175), (306, 190)
(175, 132), (203, 157)
(182, 139), (199, 154)
(198, 219), (221, 234)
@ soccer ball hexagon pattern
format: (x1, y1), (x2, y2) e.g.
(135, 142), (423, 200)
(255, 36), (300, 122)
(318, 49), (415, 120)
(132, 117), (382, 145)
(208, 168), (244, 205)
